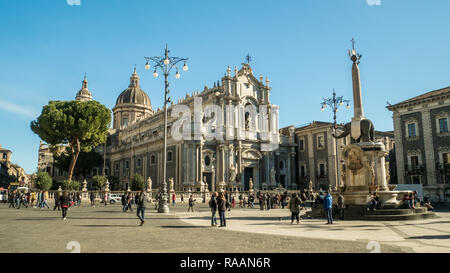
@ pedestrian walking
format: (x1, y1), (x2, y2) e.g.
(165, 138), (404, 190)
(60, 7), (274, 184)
(59, 191), (70, 220)
(154, 192), (161, 210)
(188, 195), (196, 212)
(239, 194), (243, 208)
(172, 193), (176, 206)
(76, 193), (81, 206)
(249, 194), (255, 208)
(324, 191), (333, 224)
(217, 192), (227, 227)
(104, 192), (108, 206)
(90, 192), (95, 207)
(126, 192), (133, 212)
(259, 194), (265, 210)
(288, 193), (301, 224)
(121, 192), (127, 212)
(209, 192), (218, 227)
(266, 193), (271, 211)
(231, 196), (235, 209)
(30, 191), (36, 207)
(41, 191), (50, 209)
(136, 190), (147, 226)
(53, 191), (61, 211)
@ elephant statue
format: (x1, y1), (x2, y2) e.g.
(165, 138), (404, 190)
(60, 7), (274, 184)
(332, 119), (375, 143)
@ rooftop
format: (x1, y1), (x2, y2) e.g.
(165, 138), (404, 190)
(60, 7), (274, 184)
(387, 86), (450, 110)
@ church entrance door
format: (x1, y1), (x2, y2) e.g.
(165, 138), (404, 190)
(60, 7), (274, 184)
(244, 168), (253, 191)
(203, 173), (212, 191)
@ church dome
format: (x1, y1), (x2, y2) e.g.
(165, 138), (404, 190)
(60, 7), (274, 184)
(75, 76), (93, 101)
(115, 68), (152, 109)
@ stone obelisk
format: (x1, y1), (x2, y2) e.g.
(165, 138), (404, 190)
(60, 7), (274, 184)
(349, 38), (365, 120)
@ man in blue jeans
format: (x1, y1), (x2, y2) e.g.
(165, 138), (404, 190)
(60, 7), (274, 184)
(136, 190), (147, 226)
(324, 191), (333, 225)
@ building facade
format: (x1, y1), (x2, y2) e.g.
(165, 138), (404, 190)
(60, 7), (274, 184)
(106, 63), (296, 191)
(0, 144), (29, 187)
(387, 86), (450, 202)
(294, 121), (395, 191)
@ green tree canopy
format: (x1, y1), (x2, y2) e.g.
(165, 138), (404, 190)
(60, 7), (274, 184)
(131, 174), (145, 191)
(62, 180), (80, 191)
(30, 100), (111, 181)
(34, 171), (53, 190)
(92, 175), (107, 191)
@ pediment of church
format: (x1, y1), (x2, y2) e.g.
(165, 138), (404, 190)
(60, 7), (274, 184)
(242, 149), (263, 160)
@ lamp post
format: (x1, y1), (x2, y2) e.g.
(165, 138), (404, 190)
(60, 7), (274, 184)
(144, 45), (188, 213)
(321, 89), (350, 190)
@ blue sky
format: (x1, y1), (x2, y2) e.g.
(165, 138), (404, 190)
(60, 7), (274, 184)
(1, 0), (449, 174)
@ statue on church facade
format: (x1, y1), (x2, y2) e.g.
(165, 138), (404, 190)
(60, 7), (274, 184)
(270, 167), (276, 185)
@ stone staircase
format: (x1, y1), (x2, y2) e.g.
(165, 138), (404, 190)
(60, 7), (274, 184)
(363, 207), (438, 221)
(307, 205), (439, 221)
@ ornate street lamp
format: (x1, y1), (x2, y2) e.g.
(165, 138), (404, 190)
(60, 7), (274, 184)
(144, 45), (188, 213)
(321, 89), (350, 189)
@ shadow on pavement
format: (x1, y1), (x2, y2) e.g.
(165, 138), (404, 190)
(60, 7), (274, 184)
(407, 235), (450, 240)
(160, 225), (206, 229)
(73, 224), (141, 227)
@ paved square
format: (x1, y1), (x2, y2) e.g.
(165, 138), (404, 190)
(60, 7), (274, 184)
(1, 201), (448, 253)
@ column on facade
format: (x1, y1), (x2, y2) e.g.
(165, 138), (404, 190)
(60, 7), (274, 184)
(421, 110), (437, 185)
(393, 113), (405, 185)
(265, 152), (270, 187)
(290, 151), (296, 188)
(130, 147), (135, 180)
(307, 132), (316, 189)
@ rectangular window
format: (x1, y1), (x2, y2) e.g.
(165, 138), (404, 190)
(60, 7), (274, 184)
(300, 166), (306, 177)
(123, 118), (129, 128)
(299, 140), (304, 151)
(319, 164), (325, 176)
(411, 156), (419, 169)
(408, 123), (416, 137)
(439, 118), (448, 133)
(137, 158), (141, 167)
(115, 163), (119, 171)
(125, 161), (129, 169)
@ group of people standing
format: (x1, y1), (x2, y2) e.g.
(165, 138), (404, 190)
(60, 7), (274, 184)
(209, 192), (228, 227)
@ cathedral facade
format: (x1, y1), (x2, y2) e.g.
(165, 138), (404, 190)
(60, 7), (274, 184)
(106, 63), (296, 191)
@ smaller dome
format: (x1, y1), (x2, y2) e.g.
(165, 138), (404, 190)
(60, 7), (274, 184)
(75, 76), (93, 101)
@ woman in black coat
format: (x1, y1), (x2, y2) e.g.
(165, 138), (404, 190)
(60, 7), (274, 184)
(59, 191), (70, 220)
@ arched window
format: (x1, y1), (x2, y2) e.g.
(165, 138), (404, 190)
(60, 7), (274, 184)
(167, 151), (173, 162)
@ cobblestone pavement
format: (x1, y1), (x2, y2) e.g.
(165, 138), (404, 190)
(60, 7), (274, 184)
(0, 202), (410, 253)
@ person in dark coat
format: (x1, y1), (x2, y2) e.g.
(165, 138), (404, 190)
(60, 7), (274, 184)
(136, 190), (147, 226)
(217, 192), (227, 227)
(59, 191), (70, 220)
(209, 192), (218, 226)
(188, 195), (196, 212)
(288, 193), (301, 224)
(121, 193), (127, 212)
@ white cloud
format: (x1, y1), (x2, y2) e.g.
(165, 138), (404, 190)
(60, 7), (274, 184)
(67, 0), (81, 6)
(367, 0), (382, 6)
(0, 98), (38, 118)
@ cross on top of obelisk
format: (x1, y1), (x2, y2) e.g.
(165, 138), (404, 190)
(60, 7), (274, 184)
(351, 38), (356, 50)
